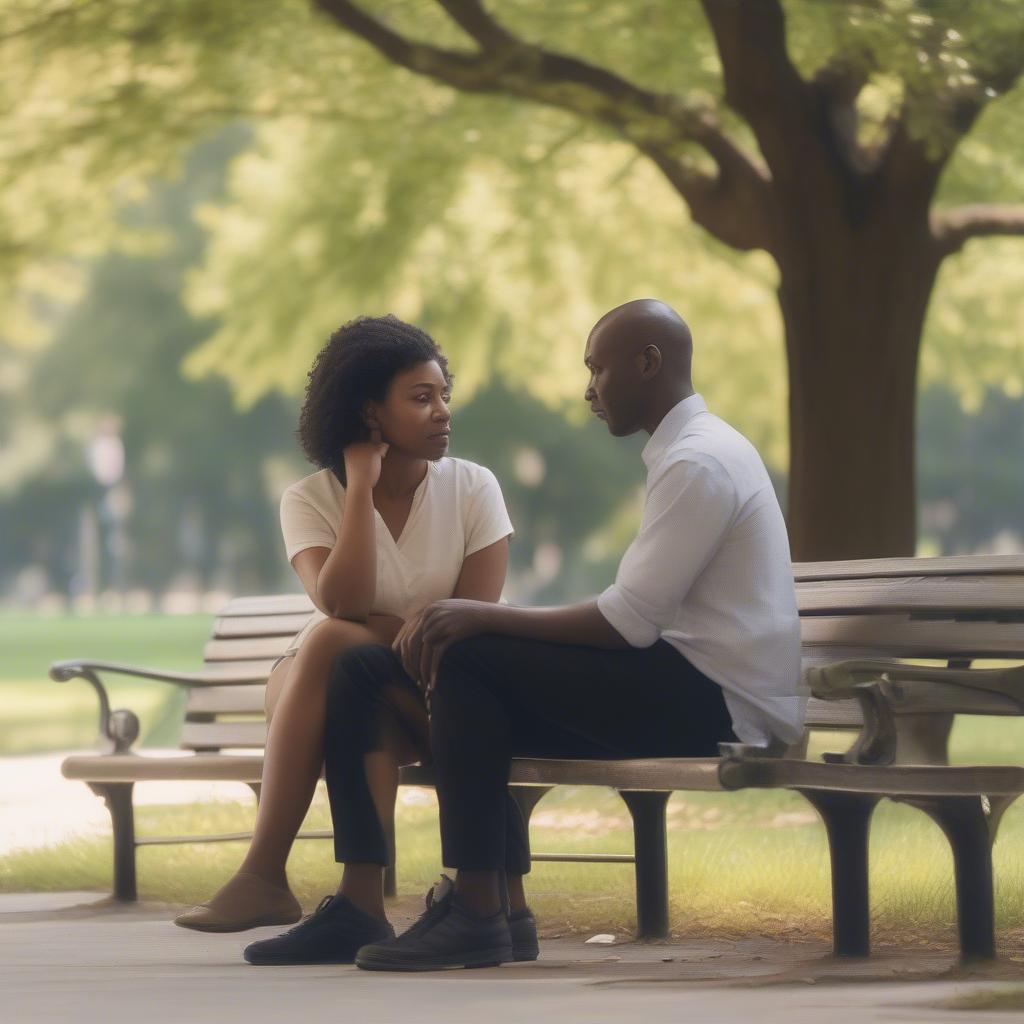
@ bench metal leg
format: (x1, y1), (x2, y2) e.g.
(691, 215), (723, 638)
(88, 782), (137, 902)
(907, 795), (996, 962)
(383, 814), (398, 899)
(618, 790), (670, 939)
(800, 790), (878, 957)
(509, 783), (552, 831)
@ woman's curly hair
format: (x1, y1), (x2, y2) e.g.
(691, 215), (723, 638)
(297, 314), (453, 484)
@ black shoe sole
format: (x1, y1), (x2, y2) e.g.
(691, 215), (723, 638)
(176, 912), (303, 934)
(356, 946), (514, 972)
(244, 952), (358, 966)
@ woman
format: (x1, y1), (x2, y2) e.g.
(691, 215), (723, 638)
(175, 314), (522, 933)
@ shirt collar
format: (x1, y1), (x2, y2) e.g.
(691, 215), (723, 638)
(641, 393), (707, 468)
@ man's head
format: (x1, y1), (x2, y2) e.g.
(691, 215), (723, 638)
(584, 299), (693, 436)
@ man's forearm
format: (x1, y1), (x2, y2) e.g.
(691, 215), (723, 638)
(483, 599), (631, 649)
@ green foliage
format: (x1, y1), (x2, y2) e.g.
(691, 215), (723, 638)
(1, 0), (1022, 471)
(0, 126), (304, 594)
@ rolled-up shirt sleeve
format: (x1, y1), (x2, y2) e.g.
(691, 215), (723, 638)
(597, 456), (737, 647)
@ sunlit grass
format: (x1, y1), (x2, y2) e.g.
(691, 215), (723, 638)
(943, 987), (1024, 1011)
(3, 782), (1024, 945)
(4, 613), (1024, 944)
(0, 613), (211, 754)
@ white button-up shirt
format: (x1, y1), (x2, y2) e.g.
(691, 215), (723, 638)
(597, 394), (805, 745)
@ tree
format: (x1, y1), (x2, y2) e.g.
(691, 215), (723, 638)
(0, 128), (304, 597)
(3, 1), (1024, 558)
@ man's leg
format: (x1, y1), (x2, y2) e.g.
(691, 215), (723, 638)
(429, 634), (735, 917)
(322, 645), (532, 906)
(244, 643), (534, 966)
(353, 633), (735, 968)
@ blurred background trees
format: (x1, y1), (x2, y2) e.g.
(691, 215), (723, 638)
(1, 1), (1023, 608)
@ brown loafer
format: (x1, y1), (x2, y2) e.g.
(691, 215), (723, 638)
(174, 871), (302, 933)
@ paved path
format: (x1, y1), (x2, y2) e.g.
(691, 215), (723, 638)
(3, 892), (1023, 1024)
(0, 752), (253, 854)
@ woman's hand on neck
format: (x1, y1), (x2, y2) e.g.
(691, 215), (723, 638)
(375, 447), (428, 501)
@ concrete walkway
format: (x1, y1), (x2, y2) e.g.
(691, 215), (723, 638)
(3, 892), (1023, 1024)
(0, 752), (255, 854)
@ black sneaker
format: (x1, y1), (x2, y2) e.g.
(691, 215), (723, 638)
(355, 875), (513, 971)
(243, 894), (394, 966)
(509, 907), (539, 961)
(397, 875), (537, 958)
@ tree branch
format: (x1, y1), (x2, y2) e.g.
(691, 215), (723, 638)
(699, 0), (811, 182)
(932, 204), (1024, 257)
(310, 0), (773, 251)
(811, 53), (875, 174)
(433, 0), (516, 51)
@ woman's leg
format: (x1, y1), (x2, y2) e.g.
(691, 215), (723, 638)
(321, 645), (532, 921)
(237, 618), (397, 886)
(338, 680), (427, 920)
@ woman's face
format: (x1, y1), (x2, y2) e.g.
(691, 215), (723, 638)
(369, 359), (452, 459)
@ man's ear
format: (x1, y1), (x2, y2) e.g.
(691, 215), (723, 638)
(638, 344), (663, 380)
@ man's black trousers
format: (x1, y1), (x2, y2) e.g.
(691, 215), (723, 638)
(322, 634), (736, 874)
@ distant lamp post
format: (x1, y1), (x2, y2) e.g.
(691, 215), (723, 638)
(86, 418), (125, 489)
(78, 416), (128, 607)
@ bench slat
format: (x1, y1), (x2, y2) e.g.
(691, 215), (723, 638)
(180, 721), (268, 750)
(63, 753), (268, 783)
(212, 614), (311, 639)
(804, 697), (863, 729)
(719, 756), (1024, 796)
(794, 554), (1024, 582)
(186, 685), (267, 715)
(203, 637), (294, 662)
(799, 615), (1024, 658)
(217, 594), (315, 617)
(796, 576), (1024, 615)
(189, 660), (280, 685)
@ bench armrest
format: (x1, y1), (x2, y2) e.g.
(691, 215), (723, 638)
(809, 659), (1024, 708)
(807, 659), (1024, 766)
(717, 738), (789, 759)
(49, 659), (222, 687)
(49, 660), (204, 754)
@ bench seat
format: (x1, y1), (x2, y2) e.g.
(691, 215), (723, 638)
(51, 553), (1024, 963)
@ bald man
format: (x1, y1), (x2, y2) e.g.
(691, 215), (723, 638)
(339, 299), (804, 970)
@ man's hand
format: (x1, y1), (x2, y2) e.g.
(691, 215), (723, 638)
(393, 608), (428, 688)
(400, 599), (497, 699)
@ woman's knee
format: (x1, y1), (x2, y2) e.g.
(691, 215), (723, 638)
(324, 643), (396, 717)
(301, 616), (373, 665)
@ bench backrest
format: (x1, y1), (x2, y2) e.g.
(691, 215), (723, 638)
(180, 555), (1024, 753)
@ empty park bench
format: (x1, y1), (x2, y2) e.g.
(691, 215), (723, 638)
(52, 554), (1024, 962)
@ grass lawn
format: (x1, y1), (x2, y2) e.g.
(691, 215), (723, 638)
(0, 613), (213, 753)
(3, 776), (1024, 945)
(3, 612), (1024, 945)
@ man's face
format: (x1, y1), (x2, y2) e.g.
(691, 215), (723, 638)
(583, 327), (642, 437)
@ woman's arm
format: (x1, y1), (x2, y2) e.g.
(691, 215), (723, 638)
(394, 536), (509, 680)
(291, 547), (402, 640)
(316, 438), (387, 620)
(313, 476), (376, 621)
(452, 536), (510, 602)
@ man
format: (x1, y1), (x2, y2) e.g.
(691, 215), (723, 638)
(247, 298), (804, 971)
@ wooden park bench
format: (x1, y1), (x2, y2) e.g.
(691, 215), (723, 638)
(52, 554), (1024, 963)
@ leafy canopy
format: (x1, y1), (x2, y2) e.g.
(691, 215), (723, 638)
(2, 0), (1023, 467)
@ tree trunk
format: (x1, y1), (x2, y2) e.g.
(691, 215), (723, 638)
(779, 207), (941, 561)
